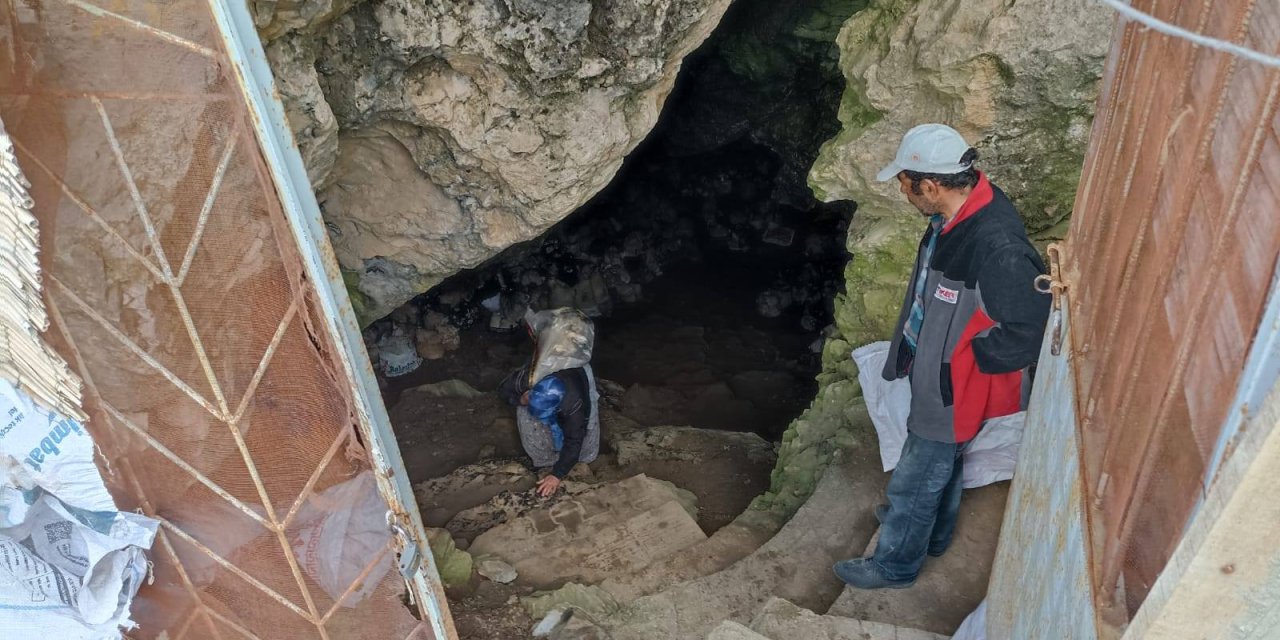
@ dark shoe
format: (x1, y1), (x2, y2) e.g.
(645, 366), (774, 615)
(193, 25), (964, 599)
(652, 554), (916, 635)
(833, 559), (914, 590)
(927, 544), (948, 558)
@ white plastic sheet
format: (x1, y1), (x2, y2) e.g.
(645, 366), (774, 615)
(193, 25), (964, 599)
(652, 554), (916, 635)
(851, 342), (1025, 488)
(0, 379), (159, 639)
(291, 470), (394, 607)
(952, 599), (987, 640)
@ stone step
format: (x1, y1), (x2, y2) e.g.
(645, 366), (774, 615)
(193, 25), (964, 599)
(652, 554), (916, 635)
(584, 448), (889, 640)
(750, 597), (946, 640)
(598, 510), (777, 603)
(705, 621), (773, 640)
(827, 482), (1009, 635)
(469, 474), (706, 589)
(596, 426), (783, 602)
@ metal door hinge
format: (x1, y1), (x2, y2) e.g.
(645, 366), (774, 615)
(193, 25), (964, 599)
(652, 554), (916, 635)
(1034, 243), (1069, 356)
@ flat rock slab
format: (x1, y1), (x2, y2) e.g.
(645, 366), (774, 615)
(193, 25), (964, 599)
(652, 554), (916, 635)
(827, 482), (1010, 635)
(751, 597), (945, 640)
(470, 474), (707, 589)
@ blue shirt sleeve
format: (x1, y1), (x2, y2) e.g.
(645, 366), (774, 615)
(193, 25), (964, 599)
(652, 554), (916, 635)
(528, 376), (567, 451)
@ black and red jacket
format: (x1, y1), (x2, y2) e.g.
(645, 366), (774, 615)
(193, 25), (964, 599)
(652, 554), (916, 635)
(882, 173), (1050, 444)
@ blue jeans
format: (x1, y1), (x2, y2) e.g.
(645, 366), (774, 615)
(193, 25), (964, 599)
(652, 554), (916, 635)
(871, 431), (965, 582)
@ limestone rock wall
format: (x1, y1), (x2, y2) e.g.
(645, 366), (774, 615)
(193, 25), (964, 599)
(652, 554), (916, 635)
(751, 0), (1111, 516)
(255, 0), (1114, 522)
(258, 0), (733, 322)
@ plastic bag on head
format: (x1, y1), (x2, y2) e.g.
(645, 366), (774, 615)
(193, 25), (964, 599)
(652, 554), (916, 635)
(525, 308), (595, 383)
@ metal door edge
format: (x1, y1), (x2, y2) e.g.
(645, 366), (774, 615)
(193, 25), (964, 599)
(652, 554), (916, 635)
(204, 3), (457, 637)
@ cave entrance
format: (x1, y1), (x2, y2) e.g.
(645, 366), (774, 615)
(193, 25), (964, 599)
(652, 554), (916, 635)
(380, 131), (852, 438)
(371, 0), (852, 516)
(364, 2), (856, 631)
(371, 8), (852, 467)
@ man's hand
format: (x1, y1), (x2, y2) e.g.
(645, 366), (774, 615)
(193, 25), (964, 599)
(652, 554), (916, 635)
(536, 475), (562, 497)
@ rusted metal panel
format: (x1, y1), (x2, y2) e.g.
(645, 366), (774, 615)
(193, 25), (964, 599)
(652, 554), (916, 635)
(1123, 266), (1280, 637)
(987, 315), (1098, 640)
(1062, 0), (1280, 618)
(207, 2), (455, 637)
(0, 0), (447, 637)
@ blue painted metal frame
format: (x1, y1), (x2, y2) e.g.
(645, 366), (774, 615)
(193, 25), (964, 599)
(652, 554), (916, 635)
(987, 312), (1100, 639)
(1204, 258), (1280, 491)
(205, 2), (455, 637)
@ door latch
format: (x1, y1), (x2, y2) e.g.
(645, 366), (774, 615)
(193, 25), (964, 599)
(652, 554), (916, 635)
(387, 511), (423, 605)
(1034, 243), (1069, 356)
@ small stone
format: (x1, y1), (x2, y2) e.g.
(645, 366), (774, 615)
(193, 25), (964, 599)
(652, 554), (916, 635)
(576, 57), (611, 78)
(761, 225), (795, 247)
(755, 290), (792, 318)
(532, 609), (568, 637)
(478, 558), (519, 584)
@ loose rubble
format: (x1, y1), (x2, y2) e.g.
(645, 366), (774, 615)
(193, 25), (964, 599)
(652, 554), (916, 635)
(362, 168), (850, 374)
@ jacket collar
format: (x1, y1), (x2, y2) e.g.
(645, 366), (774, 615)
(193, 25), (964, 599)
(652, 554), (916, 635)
(941, 171), (992, 235)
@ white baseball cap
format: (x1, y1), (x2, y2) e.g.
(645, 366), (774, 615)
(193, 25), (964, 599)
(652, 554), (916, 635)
(876, 124), (973, 182)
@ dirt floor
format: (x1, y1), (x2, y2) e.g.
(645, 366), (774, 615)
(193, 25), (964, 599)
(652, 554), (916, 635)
(382, 259), (819, 639)
(383, 257), (818, 533)
(381, 259), (1007, 639)
(447, 579), (537, 640)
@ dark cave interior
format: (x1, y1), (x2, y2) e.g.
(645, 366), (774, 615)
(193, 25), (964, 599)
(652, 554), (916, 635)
(370, 0), (860, 442)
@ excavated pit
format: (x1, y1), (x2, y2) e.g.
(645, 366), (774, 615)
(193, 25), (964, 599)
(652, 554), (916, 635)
(359, 2), (861, 636)
(369, 0), (853, 531)
(353, 1), (1008, 638)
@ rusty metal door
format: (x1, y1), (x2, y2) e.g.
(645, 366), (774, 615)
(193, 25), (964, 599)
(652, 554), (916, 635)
(1060, 0), (1280, 622)
(0, 0), (455, 638)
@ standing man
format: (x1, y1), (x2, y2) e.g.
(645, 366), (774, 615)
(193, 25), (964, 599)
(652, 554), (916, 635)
(834, 124), (1049, 589)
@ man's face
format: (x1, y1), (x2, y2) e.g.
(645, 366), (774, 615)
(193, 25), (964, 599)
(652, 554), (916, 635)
(896, 173), (943, 216)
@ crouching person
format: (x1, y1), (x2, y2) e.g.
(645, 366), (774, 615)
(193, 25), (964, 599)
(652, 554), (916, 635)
(499, 308), (601, 497)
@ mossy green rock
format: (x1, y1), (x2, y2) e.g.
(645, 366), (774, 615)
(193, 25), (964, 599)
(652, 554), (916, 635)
(750, 0), (1110, 523)
(522, 582), (622, 622)
(809, 0), (1110, 237)
(426, 528), (473, 588)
